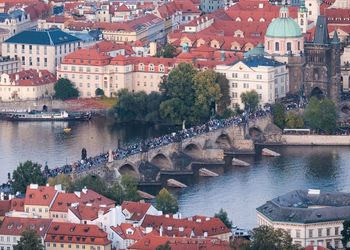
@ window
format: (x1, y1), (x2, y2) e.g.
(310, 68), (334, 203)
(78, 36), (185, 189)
(87, 75), (90, 80)
(256, 84), (262, 89)
(275, 42), (279, 51)
(243, 74), (249, 79)
(298, 41), (301, 50)
(243, 83), (249, 88)
(39, 208), (42, 212)
(257, 75), (262, 80)
(287, 42), (292, 51)
(231, 82), (237, 88)
(60, 244), (64, 248)
(47, 243), (50, 247)
(318, 228), (322, 237)
(309, 229), (313, 238)
(326, 228), (330, 236)
(95, 75), (99, 80)
(335, 227), (339, 235)
(44, 58), (47, 67)
(44, 46), (47, 55)
(79, 83), (83, 87)
(232, 73), (238, 78)
(296, 230), (300, 238)
(232, 92), (237, 98)
(258, 94), (262, 100)
(22, 56), (25, 65)
(87, 83), (90, 88)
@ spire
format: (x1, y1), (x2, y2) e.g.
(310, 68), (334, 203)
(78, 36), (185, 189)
(313, 16), (330, 45)
(331, 30), (340, 44)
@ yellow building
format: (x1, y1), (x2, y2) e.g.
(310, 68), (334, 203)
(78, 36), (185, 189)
(24, 184), (60, 219)
(45, 222), (112, 250)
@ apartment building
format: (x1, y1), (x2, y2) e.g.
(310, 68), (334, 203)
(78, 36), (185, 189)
(2, 29), (81, 73)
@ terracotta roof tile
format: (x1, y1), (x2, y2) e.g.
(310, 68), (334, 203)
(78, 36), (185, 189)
(9, 198), (24, 212)
(0, 200), (10, 216)
(24, 185), (57, 206)
(122, 201), (150, 221)
(0, 217), (51, 237)
(110, 223), (144, 240)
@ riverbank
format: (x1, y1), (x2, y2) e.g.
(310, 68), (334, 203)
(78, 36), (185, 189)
(0, 98), (117, 112)
(281, 135), (350, 146)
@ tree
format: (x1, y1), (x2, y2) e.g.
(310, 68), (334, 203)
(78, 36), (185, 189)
(240, 90), (259, 112)
(304, 97), (337, 133)
(95, 88), (105, 97)
(285, 111), (304, 129)
(192, 69), (222, 122)
(13, 229), (44, 250)
(214, 208), (232, 229)
(72, 174), (109, 196)
(54, 78), (79, 100)
(159, 62), (198, 125)
(250, 225), (299, 250)
(12, 161), (46, 194)
(121, 174), (141, 202)
(144, 92), (163, 122)
(230, 238), (250, 250)
(156, 188), (178, 214)
(106, 182), (125, 205)
(156, 241), (171, 250)
(273, 102), (286, 129)
(341, 220), (350, 250)
(156, 43), (178, 58)
(81, 148), (87, 160)
(47, 174), (73, 192)
(216, 73), (231, 116)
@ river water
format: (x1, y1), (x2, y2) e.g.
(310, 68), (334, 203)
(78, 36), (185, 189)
(1, 118), (350, 229)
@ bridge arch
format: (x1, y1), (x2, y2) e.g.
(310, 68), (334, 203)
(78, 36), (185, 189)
(150, 153), (172, 170)
(341, 105), (350, 114)
(249, 127), (264, 142)
(118, 163), (139, 179)
(215, 133), (232, 150)
(310, 87), (324, 99)
(183, 143), (202, 158)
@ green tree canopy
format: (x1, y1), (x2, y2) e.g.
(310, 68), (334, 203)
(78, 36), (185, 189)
(156, 241), (171, 250)
(304, 97), (337, 133)
(241, 90), (259, 112)
(285, 111), (304, 129)
(273, 102), (286, 129)
(156, 188), (178, 214)
(109, 89), (159, 123)
(12, 161), (46, 194)
(214, 208), (232, 229)
(54, 78), (79, 100)
(156, 43), (178, 58)
(216, 73), (231, 116)
(249, 225), (299, 250)
(72, 174), (109, 196)
(121, 174), (141, 202)
(47, 174), (73, 193)
(95, 88), (105, 97)
(342, 220), (350, 250)
(159, 62), (198, 125)
(13, 229), (44, 250)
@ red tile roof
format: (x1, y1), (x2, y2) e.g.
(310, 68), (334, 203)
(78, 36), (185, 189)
(128, 235), (230, 250)
(0, 200), (10, 216)
(62, 48), (113, 66)
(305, 245), (329, 250)
(47, 222), (110, 246)
(324, 8), (350, 25)
(77, 189), (115, 207)
(115, 4), (130, 12)
(69, 205), (109, 221)
(174, 0), (201, 13)
(45, 15), (70, 23)
(0, 217), (51, 237)
(122, 201), (151, 221)
(24, 185), (58, 206)
(6, 69), (56, 87)
(111, 223), (144, 240)
(141, 215), (231, 238)
(9, 198), (24, 212)
(50, 193), (79, 213)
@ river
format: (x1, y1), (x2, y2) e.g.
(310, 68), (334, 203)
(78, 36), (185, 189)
(0, 118), (350, 229)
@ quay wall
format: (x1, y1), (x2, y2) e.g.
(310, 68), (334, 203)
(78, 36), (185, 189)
(281, 135), (350, 146)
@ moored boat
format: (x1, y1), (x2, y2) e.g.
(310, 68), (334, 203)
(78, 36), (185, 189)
(6, 110), (91, 121)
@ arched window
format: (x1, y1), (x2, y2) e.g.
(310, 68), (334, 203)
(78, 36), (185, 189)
(149, 64), (154, 72)
(275, 42), (279, 51)
(139, 63), (144, 71)
(159, 64), (164, 72)
(300, 19), (304, 26)
(287, 42), (292, 51)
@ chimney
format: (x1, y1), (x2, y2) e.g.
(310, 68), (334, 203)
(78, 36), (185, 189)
(15, 74), (19, 81)
(38, 71), (42, 78)
(160, 225), (163, 237)
(313, 246), (317, 250)
(82, 186), (88, 194)
(145, 227), (153, 234)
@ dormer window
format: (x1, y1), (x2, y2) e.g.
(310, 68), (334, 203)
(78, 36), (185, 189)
(149, 64), (154, 72)
(139, 63), (144, 71)
(159, 64), (164, 72)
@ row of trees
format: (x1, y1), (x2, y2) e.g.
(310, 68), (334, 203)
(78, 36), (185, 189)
(109, 62), (232, 126)
(273, 96), (338, 133)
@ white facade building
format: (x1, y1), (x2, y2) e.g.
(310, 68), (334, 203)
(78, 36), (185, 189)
(216, 56), (289, 109)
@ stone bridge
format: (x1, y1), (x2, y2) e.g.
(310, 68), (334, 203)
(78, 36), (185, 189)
(80, 116), (280, 182)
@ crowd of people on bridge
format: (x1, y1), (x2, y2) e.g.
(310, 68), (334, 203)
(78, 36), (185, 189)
(44, 108), (271, 178)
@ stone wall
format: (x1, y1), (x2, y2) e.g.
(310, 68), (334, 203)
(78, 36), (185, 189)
(281, 135), (350, 145)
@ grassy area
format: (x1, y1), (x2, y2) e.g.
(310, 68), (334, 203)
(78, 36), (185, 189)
(95, 97), (118, 108)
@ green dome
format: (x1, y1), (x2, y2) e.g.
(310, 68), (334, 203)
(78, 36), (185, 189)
(265, 17), (302, 38)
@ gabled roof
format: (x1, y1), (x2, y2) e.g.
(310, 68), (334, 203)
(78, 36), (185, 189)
(62, 48), (112, 66)
(115, 4), (130, 12)
(69, 205), (109, 221)
(47, 222), (110, 246)
(121, 201), (150, 221)
(10, 198), (24, 212)
(7, 69), (56, 87)
(110, 223), (144, 240)
(24, 185), (57, 206)
(0, 200), (10, 216)
(50, 193), (79, 212)
(0, 217), (51, 237)
(4, 29), (81, 45)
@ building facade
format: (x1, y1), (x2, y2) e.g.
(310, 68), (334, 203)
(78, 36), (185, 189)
(2, 29), (81, 73)
(216, 56), (289, 108)
(256, 189), (348, 249)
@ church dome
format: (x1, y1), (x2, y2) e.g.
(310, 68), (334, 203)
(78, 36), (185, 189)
(265, 7), (302, 38)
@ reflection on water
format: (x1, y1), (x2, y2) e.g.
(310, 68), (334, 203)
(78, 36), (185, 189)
(178, 146), (350, 229)
(1, 119), (350, 230)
